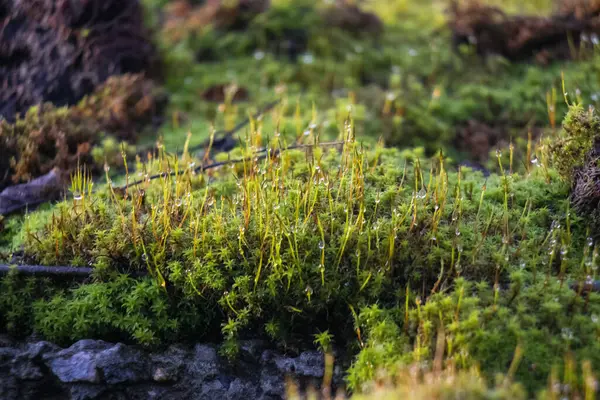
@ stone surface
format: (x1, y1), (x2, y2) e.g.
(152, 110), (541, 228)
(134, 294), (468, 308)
(0, 338), (344, 399)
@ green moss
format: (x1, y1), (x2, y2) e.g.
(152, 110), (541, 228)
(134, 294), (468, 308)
(144, 0), (600, 162)
(3, 0), (600, 398)
(0, 74), (166, 189)
(33, 276), (208, 346)
(551, 103), (600, 181)
(0, 127), (594, 394)
(0, 269), (54, 337)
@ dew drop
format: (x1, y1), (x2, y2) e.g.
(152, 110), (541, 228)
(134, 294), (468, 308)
(318, 241), (325, 250)
(561, 328), (573, 341)
(530, 157), (539, 166)
(301, 53), (315, 64)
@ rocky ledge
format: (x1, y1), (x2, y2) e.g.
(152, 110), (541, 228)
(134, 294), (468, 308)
(0, 336), (343, 400)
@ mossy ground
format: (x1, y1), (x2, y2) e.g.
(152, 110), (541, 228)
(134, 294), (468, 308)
(3, 0), (600, 398)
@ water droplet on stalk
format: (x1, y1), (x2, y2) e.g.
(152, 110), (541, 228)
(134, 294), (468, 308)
(301, 53), (314, 64)
(530, 157), (539, 166)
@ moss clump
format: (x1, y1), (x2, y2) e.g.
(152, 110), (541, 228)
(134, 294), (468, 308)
(547, 103), (600, 235)
(0, 269), (54, 337)
(2, 124), (597, 395)
(0, 104), (97, 191)
(33, 276), (208, 346)
(347, 277), (600, 393)
(76, 74), (168, 142)
(0, 74), (166, 191)
(551, 103), (600, 182)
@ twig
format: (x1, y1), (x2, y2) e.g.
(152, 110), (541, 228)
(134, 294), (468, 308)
(121, 141), (345, 190)
(0, 265), (93, 278)
(0, 264), (148, 279)
(135, 99), (281, 159)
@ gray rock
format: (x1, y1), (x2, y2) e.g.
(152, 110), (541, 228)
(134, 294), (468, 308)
(0, 347), (20, 364)
(64, 340), (113, 354)
(49, 352), (100, 383)
(272, 351), (324, 377)
(23, 341), (60, 360)
(0, 339), (343, 400)
(0, 375), (18, 400)
(95, 343), (149, 384)
(10, 358), (43, 380)
(260, 367), (286, 398)
(69, 383), (106, 400)
(227, 378), (259, 399)
(295, 351), (325, 377)
(0, 334), (16, 348)
(239, 339), (268, 363)
(190, 344), (219, 380)
(150, 345), (187, 383)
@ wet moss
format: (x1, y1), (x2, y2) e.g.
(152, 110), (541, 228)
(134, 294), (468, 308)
(0, 123), (595, 395)
(3, 0), (600, 398)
